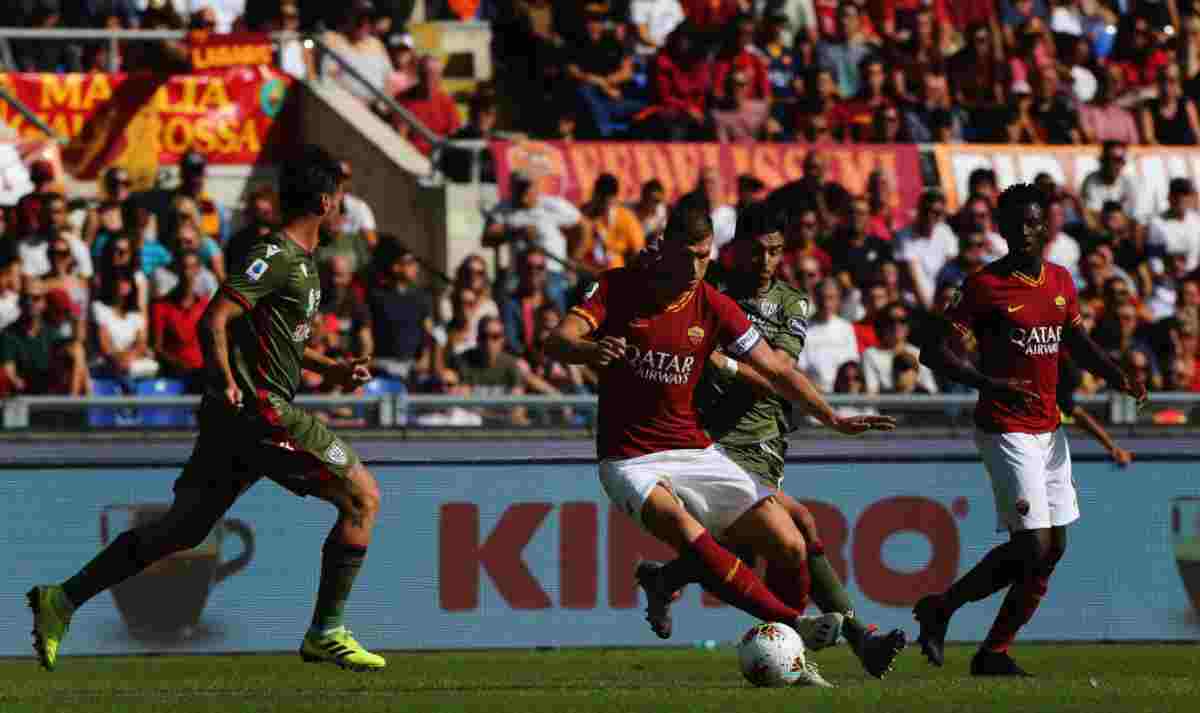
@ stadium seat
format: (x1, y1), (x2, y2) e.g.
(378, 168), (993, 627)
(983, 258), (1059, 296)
(360, 378), (406, 425)
(135, 378), (193, 427)
(87, 379), (125, 428)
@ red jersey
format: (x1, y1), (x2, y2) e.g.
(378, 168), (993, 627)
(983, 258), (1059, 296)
(946, 261), (1082, 434)
(571, 268), (762, 460)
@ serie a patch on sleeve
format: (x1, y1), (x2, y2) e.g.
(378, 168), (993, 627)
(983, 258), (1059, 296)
(246, 259), (269, 282)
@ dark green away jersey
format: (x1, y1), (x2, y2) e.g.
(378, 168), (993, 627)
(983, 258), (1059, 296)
(221, 232), (321, 403)
(697, 280), (811, 446)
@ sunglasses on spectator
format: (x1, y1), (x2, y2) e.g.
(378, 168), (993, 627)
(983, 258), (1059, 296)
(526, 262), (547, 272)
(485, 331), (506, 340)
(50, 248), (71, 258)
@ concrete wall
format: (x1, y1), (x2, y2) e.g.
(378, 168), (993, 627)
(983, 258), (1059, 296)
(298, 79), (449, 273)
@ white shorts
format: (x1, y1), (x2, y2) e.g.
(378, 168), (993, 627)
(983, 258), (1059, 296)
(598, 445), (774, 537)
(975, 429), (1079, 533)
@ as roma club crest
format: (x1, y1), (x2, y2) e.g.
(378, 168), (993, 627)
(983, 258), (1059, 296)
(687, 325), (705, 345)
(1054, 295), (1066, 309)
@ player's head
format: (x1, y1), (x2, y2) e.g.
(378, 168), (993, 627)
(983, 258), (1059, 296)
(278, 145), (347, 226)
(730, 203), (784, 285)
(995, 182), (1049, 257)
(659, 204), (714, 291)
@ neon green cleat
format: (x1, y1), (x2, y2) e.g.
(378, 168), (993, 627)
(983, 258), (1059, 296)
(27, 585), (72, 671)
(300, 628), (386, 672)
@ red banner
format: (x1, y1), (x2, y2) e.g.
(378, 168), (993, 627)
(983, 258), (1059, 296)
(0, 71), (296, 185)
(490, 140), (925, 214)
(188, 31), (275, 72)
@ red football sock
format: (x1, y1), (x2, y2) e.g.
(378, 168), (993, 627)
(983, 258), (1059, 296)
(765, 558), (811, 613)
(686, 531), (802, 624)
(982, 574), (1049, 654)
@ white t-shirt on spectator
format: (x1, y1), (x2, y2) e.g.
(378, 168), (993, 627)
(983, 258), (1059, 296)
(196, 0), (246, 33)
(17, 236), (93, 280)
(796, 315), (859, 392)
(490, 196), (582, 272)
(321, 32), (394, 103)
(862, 343), (938, 395)
(894, 222), (958, 302)
(335, 194), (378, 237)
(92, 301), (145, 353)
(0, 291), (19, 330)
(1045, 233), (1082, 274)
(1148, 211), (1200, 273)
(152, 266), (219, 301)
(1081, 170), (1140, 220)
(711, 204), (738, 258)
(630, 0), (686, 53)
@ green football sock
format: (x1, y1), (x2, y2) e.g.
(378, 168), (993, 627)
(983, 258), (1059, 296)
(310, 542), (367, 634)
(808, 552), (868, 647)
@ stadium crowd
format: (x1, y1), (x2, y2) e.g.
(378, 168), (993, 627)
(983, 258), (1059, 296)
(2, 0), (1200, 427)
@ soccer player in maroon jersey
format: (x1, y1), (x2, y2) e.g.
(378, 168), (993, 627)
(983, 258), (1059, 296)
(546, 206), (895, 683)
(915, 184), (1147, 676)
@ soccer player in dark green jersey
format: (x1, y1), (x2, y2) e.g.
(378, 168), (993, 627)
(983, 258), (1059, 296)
(637, 204), (907, 679)
(29, 145), (386, 672)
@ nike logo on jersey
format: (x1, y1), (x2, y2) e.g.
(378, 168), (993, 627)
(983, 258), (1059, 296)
(1007, 305), (1025, 313)
(264, 244), (281, 259)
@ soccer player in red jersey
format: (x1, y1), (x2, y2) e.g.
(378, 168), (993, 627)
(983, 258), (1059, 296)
(546, 206), (895, 682)
(915, 184), (1147, 676)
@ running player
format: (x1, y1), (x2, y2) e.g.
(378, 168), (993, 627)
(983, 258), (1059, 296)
(637, 205), (907, 679)
(28, 145), (387, 672)
(546, 204), (896, 686)
(914, 183), (1146, 676)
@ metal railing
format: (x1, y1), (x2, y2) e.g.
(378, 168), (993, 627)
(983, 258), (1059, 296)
(0, 391), (1171, 431)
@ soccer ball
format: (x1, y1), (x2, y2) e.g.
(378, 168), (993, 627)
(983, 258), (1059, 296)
(736, 622), (807, 687)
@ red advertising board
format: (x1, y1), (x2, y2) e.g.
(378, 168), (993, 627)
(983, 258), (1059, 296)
(491, 140), (925, 216)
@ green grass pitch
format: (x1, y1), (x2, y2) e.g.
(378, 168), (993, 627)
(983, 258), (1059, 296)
(2, 644), (1198, 713)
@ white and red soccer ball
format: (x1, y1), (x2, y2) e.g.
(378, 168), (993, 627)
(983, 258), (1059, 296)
(736, 622), (807, 687)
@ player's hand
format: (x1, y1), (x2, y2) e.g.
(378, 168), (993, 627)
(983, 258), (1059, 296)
(829, 414), (897, 435)
(593, 336), (627, 368)
(331, 356), (373, 390)
(1111, 447), (1134, 468)
(222, 383), (244, 411)
(984, 377), (1039, 407)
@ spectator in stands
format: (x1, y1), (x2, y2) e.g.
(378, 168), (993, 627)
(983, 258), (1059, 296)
(576, 174), (646, 270)
(124, 2), (189, 73)
(949, 22), (1008, 141)
(41, 233), (89, 346)
(14, 160), (59, 240)
(321, 160), (378, 272)
(797, 277), (859, 392)
(18, 193), (93, 281)
(172, 218), (225, 283)
(713, 14), (771, 102)
(1014, 64), (1083, 144)
(934, 231), (988, 291)
(640, 25), (714, 140)
(680, 0), (741, 48)
(676, 166), (736, 255)
(1063, 33), (1100, 104)
(630, 0), (687, 58)
(1079, 68), (1142, 144)
(711, 70), (776, 142)
(567, 4), (645, 139)
(0, 257), (20, 331)
(272, 2), (314, 80)
(868, 103), (911, 142)
(151, 242), (218, 302)
(91, 273), (158, 383)
(525, 302), (588, 396)
(953, 194), (1007, 259)
(864, 170), (904, 241)
(886, 5), (949, 101)
(0, 280), (85, 395)
(1109, 13), (1171, 91)
(1081, 141), (1139, 230)
(889, 351), (932, 395)
(1149, 178), (1200, 273)
(395, 55), (462, 155)
(150, 250), (209, 392)
(449, 314), (532, 426)
(831, 359), (879, 417)
(439, 254), (498, 337)
(1044, 195), (1082, 275)
(759, 12), (804, 130)
(852, 281), (889, 352)
(443, 91), (500, 183)
(132, 151), (229, 249)
(629, 179), (668, 238)
(12, 3), (79, 73)
(1091, 200), (1151, 294)
(862, 301), (937, 394)
(837, 54), (894, 141)
(1146, 252), (1193, 321)
(795, 67), (844, 141)
(499, 248), (566, 358)
(322, 0), (395, 105)
(903, 70), (963, 143)
(492, 0), (563, 132)
(320, 254), (374, 359)
(368, 241), (433, 382)
(83, 167), (134, 247)
(97, 235), (149, 318)
(1079, 243), (1137, 316)
(894, 189), (956, 310)
(63, 0), (140, 29)
(830, 197), (892, 289)
(777, 205), (830, 287)
(1141, 64), (1200, 146)
(238, 184), (281, 241)
(483, 172), (582, 280)
(817, 1), (880, 99)
(382, 32), (418, 96)
(1094, 298), (1156, 368)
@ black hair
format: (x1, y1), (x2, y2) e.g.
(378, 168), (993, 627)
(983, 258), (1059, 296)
(279, 144), (345, 218)
(594, 173), (620, 200)
(663, 203), (713, 245)
(995, 182), (1046, 240)
(641, 178), (664, 198)
(732, 202), (782, 243)
(967, 168), (997, 193)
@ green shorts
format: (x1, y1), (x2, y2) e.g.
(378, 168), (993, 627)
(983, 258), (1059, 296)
(719, 436), (788, 490)
(175, 393), (360, 498)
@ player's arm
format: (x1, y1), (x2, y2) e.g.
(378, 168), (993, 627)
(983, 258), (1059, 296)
(544, 312), (626, 369)
(303, 347), (372, 391)
(199, 292), (247, 409)
(710, 349), (779, 398)
(740, 340), (895, 434)
(1068, 405), (1134, 467)
(1062, 322), (1146, 405)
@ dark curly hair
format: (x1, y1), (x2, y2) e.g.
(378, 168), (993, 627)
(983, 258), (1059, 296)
(995, 183), (1046, 241)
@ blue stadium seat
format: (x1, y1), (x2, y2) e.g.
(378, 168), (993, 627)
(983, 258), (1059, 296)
(87, 379), (125, 428)
(360, 378), (406, 424)
(135, 378), (192, 427)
